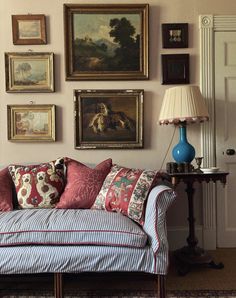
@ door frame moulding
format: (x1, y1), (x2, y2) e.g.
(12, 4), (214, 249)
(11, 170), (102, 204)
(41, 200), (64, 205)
(199, 15), (236, 249)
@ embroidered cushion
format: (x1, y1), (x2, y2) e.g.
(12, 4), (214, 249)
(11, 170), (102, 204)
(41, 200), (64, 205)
(56, 158), (112, 209)
(92, 164), (160, 225)
(8, 158), (65, 209)
(0, 167), (14, 211)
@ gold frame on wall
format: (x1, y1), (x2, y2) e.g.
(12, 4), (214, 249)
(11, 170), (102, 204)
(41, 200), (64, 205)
(7, 104), (56, 142)
(64, 4), (149, 80)
(74, 89), (144, 149)
(5, 52), (54, 93)
(12, 14), (47, 45)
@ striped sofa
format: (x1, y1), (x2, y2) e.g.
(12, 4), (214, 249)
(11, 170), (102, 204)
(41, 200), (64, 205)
(0, 184), (176, 298)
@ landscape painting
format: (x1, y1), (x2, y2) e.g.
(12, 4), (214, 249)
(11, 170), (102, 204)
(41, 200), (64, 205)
(5, 52), (54, 92)
(12, 14), (47, 45)
(7, 104), (56, 142)
(74, 89), (144, 149)
(64, 4), (149, 80)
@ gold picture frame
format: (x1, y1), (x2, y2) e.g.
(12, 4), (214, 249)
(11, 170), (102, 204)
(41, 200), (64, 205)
(12, 14), (47, 45)
(5, 52), (54, 93)
(7, 104), (56, 142)
(74, 89), (144, 149)
(64, 4), (149, 80)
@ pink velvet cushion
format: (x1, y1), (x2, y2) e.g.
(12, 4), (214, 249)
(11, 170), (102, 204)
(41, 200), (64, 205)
(56, 158), (112, 209)
(92, 164), (160, 225)
(0, 167), (13, 211)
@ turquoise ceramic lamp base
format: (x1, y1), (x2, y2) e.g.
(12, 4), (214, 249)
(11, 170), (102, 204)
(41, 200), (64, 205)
(172, 124), (195, 163)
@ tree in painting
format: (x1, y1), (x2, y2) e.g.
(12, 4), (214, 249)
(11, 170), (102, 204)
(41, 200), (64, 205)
(73, 16), (140, 72)
(109, 18), (140, 71)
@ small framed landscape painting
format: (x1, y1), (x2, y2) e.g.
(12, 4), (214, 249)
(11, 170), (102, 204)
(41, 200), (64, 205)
(7, 104), (56, 142)
(64, 4), (149, 80)
(5, 52), (54, 93)
(74, 89), (144, 149)
(12, 14), (47, 45)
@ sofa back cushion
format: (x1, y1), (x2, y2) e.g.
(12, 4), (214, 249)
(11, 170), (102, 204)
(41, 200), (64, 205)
(0, 167), (14, 211)
(0, 208), (147, 248)
(56, 158), (112, 209)
(8, 158), (65, 209)
(92, 164), (160, 225)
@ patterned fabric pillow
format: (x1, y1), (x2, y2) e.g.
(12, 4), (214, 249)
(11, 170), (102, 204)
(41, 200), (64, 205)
(0, 167), (14, 211)
(8, 158), (65, 209)
(56, 158), (112, 209)
(92, 164), (160, 225)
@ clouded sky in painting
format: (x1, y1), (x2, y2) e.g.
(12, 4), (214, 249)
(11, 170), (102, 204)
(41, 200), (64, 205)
(73, 13), (141, 43)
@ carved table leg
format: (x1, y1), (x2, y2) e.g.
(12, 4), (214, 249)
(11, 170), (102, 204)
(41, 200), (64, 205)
(157, 275), (166, 298)
(54, 273), (63, 298)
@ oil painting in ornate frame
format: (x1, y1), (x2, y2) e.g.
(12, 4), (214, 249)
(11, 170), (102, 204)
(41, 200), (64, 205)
(5, 52), (54, 93)
(64, 4), (149, 80)
(7, 104), (56, 142)
(74, 89), (144, 149)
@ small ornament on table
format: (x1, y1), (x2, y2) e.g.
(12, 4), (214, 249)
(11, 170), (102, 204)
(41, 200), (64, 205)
(195, 157), (203, 173)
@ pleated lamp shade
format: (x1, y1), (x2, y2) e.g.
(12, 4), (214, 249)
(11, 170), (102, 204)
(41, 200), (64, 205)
(159, 86), (209, 125)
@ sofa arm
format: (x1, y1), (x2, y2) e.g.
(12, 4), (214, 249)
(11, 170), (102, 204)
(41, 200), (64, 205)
(143, 185), (176, 253)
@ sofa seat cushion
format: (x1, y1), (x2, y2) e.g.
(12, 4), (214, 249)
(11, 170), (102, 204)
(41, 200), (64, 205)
(0, 209), (147, 248)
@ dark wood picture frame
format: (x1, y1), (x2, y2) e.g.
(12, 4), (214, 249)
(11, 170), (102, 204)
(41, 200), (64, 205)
(64, 4), (149, 81)
(74, 89), (144, 149)
(162, 23), (188, 48)
(161, 54), (190, 85)
(12, 14), (47, 45)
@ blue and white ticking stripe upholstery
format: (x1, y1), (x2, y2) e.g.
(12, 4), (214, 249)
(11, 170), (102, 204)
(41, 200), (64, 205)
(0, 185), (176, 275)
(0, 209), (147, 248)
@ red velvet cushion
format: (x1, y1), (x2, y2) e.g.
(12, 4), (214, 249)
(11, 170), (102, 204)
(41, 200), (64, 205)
(0, 167), (13, 211)
(8, 158), (65, 209)
(92, 164), (160, 225)
(56, 158), (112, 209)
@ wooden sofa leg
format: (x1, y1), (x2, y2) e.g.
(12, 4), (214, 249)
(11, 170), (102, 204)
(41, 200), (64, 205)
(54, 273), (63, 298)
(157, 275), (166, 298)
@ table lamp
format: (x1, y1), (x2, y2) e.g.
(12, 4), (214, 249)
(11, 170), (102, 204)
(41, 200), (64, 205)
(158, 85), (209, 163)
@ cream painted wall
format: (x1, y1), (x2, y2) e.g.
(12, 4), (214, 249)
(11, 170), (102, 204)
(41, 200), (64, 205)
(1, 1), (236, 242)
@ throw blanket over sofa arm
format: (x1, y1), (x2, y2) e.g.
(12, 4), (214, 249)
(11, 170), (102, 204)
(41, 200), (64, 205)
(143, 185), (176, 274)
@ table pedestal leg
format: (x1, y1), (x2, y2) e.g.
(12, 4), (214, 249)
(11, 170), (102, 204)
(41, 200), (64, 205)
(174, 181), (224, 275)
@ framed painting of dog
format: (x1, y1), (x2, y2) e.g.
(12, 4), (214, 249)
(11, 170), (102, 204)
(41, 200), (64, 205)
(64, 4), (149, 80)
(7, 104), (56, 142)
(74, 89), (144, 149)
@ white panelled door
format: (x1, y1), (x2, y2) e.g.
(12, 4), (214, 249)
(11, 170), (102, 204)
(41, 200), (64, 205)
(215, 32), (236, 247)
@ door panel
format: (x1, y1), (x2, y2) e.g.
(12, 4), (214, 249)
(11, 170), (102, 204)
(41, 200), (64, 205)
(215, 32), (236, 247)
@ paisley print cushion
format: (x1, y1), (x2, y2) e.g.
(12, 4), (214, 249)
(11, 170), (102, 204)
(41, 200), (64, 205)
(92, 164), (160, 225)
(8, 158), (65, 209)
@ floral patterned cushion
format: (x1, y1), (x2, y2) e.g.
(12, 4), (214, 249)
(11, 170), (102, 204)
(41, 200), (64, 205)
(92, 164), (160, 225)
(56, 158), (112, 209)
(8, 158), (65, 209)
(0, 167), (14, 211)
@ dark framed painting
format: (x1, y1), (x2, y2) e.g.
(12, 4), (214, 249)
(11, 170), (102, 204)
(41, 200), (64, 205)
(5, 52), (54, 93)
(74, 89), (144, 149)
(162, 23), (188, 48)
(12, 14), (47, 45)
(7, 104), (56, 142)
(64, 4), (149, 80)
(161, 54), (189, 84)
